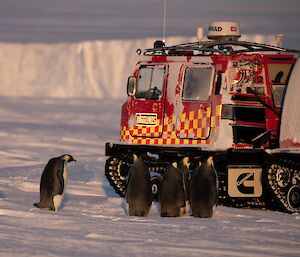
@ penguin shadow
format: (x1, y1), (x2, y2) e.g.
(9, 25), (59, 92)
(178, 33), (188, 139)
(121, 198), (129, 215)
(121, 198), (160, 217)
(101, 182), (122, 198)
(0, 191), (6, 200)
(57, 161), (98, 210)
(59, 193), (71, 210)
(68, 161), (94, 182)
(152, 201), (161, 215)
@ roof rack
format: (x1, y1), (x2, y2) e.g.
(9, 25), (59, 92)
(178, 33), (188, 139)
(143, 40), (299, 56)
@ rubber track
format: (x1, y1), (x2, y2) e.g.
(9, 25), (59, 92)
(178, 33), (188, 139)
(267, 158), (300, 213)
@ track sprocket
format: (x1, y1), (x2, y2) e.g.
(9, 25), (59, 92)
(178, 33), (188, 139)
(105, 156), (133, 197)
(268, 160), (300, 213)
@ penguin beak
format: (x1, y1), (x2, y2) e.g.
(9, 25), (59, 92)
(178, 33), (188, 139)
(68, 156), (76, 162)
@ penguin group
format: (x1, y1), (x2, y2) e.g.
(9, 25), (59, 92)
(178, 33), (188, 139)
(125, 154), (218, 218)
(34, 153), (218, 218)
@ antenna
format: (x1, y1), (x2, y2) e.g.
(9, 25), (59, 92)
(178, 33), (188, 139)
(163, 0), (166, 43)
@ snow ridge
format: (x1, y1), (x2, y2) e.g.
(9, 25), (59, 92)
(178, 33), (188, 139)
(0, 35), (275, 99)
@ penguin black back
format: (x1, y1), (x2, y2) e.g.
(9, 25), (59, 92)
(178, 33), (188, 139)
(125, 154), (152, 216)
(178, 157), (191, 203)
(34, 154), (76, 211)
(159, 162), (186, 217)
(190, 156), (218, 218)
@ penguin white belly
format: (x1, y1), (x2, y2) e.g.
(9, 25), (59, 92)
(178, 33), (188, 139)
(63, 161), (68, 187)
(53, 162), (68, 211)
(53, 194), (64, 211)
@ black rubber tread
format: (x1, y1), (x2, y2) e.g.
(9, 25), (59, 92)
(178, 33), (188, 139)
(267, 158), (300, 213)
(105, 156), (133, 197)
(105, 153), (300, 213)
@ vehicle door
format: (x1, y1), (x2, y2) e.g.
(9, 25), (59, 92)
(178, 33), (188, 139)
(129, 64), (167, 138)
(176, 64), (214, 140)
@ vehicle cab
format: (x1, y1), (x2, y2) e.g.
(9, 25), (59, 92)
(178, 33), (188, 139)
(120, 21), (298, 150)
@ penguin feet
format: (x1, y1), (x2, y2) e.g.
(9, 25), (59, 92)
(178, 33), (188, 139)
(33, 202), (54, 211)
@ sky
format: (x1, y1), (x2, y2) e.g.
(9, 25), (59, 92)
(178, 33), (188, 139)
(0, 0), (299, 48)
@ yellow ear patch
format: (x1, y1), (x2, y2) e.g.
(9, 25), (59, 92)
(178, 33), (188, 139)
(172, 162), (178, 169)
(63, 155), (70, 161)
(207, 156), (214, 166)
(182, 157), (190, 167)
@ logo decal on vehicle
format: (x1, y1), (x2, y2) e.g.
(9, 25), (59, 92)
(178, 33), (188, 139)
(228, 167), (262, 197)
(136, 113), (157, 126)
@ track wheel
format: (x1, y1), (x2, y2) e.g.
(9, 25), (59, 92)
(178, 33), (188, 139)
(151, 175), (162, 202)
(105, 156), (133, 197)
(268, 162), (300, 213)
(287, 185), (300, 210)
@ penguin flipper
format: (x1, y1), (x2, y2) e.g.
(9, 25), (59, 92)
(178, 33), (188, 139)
(56, 168), (64, 195)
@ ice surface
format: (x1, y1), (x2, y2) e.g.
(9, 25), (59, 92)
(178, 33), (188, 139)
(0, 97), (299, 257)
(0, 37), (192, 99)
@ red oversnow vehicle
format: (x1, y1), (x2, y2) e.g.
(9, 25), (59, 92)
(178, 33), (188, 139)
(105, 21), (300, 214)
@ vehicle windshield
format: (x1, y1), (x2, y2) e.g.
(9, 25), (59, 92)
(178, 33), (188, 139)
(136, 66), (165, 100)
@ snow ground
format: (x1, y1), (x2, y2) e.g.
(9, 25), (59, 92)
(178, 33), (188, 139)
(0, 97), (299, 257)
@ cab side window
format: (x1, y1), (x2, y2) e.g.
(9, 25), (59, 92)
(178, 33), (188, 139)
(268, 63), (293, 108)
(182, 67), (213, 101)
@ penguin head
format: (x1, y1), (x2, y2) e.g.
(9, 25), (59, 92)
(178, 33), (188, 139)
(171, 162), (178, 169)
(60, 154), (76, 162)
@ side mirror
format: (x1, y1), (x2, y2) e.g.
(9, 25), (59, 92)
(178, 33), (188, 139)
(127, 76), (137, 96)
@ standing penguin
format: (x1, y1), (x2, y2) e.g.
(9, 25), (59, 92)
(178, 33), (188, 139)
(178, 157), (191, 213)
(34, 154), (76, 211)
(190, 156), (218, 218)
(125, 154), (152, 216)
(159, 162), (186, 217)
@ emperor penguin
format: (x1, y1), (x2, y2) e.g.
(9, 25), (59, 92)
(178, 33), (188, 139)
(178, 157), (191, 213)
(159, 162), (186, 217)
(34, 154), (76, 211)
(190, 156), (218, 218)
(125, 154), (152, 216)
